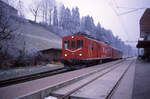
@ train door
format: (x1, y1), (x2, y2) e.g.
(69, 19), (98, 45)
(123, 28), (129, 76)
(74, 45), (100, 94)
(91, 41), (94, 57)
(100, 45), (103, 58)
(102, 46), (105, 58)
(88, 40), (93, 58)
(95, 43), (98, 58)
(88, 40), (91, 58)
(110, 48), (113, 58)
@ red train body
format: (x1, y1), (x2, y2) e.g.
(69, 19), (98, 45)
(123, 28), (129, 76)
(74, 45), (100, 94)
(62, 34), (123, 66)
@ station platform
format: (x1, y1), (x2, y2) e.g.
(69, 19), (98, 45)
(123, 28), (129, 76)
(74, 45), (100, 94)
(111, 58), (150, 99)
(132, 59), (150, 99)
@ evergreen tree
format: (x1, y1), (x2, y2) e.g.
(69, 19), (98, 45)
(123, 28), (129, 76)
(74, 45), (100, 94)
(95, 22), (103, 40)
(59, 5), (65, 28)
(53, 6), (58, 26)
(80, 16), (95, 35)
(72, 7), (80, 33)
(62, 8), (72, 31)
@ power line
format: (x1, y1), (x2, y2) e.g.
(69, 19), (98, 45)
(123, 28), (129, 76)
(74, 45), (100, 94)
(117, 7), (146, 10)
(123, 40), (138, 43)
(108, 0), (147, 16)
(107, 0), (130, 41)
(117, 7), (146, 16)
(106, 0), (147, 42)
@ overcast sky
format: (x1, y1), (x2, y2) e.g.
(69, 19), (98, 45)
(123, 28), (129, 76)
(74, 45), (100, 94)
(23, 0), (150, 47)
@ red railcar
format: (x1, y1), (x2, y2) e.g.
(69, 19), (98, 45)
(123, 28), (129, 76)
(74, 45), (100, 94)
(62, 34), (122, 66)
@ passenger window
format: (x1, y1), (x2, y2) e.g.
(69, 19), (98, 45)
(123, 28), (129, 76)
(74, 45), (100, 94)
(71, 41), (75, 48)
(98, 45), (100, 50)
(92, 42), (94, 50)
(89, 41), (90, 49)
(103, 47), (104, 53)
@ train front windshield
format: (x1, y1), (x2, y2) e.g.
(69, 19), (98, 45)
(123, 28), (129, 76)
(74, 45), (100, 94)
(64, 40), (70, 49)
(64, 40), (83, 49)
(77, 40), (83, 48)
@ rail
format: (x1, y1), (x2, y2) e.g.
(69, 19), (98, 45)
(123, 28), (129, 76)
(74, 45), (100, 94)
(0, 68), (67, 87)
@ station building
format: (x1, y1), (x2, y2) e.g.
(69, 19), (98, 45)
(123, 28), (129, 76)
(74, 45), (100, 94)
(137, 8), (150, 59)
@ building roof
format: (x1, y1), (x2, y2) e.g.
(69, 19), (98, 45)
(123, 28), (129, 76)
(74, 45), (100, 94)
(136, 40), (150, 48)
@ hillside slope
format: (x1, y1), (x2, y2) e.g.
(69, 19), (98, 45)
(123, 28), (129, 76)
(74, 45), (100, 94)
(16, 20), (62, 51)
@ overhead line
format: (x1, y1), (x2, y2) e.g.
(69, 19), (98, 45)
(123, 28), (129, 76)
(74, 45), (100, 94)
(118, 8), (146, 16)
(107, 0), (146, 42)
(117, 7), (146, 10)
(107, 0), (130, 41)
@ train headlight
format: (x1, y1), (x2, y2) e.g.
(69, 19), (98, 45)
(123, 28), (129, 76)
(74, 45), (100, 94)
(79, 53), (82, 56)
(72, 36), (74, 38)
(65, 54), (67, 56)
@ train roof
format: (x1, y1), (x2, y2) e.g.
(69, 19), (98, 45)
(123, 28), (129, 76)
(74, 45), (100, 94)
(64, 32), (122, 52)
(77, 33), (122, 51)
(72, 32), (109, 44)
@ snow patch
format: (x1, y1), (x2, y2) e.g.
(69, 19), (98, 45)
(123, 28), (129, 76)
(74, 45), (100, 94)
(44, 96), (57, 99)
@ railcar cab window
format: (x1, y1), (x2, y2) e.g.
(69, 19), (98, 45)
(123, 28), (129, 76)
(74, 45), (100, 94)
(64, 40), (70, 49)
(77, 40), (83, 48)
(71, 41), (75, 48)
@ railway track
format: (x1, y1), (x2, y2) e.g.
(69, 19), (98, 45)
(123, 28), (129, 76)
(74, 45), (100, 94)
(48, 58), (133, 99)
(0, 59), (123, 88)
(0, 68), (68, 88)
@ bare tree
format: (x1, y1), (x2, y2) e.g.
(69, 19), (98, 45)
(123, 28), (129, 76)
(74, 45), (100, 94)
(40, 0), (56, 24)
(16, 0), (25, 17)
(0, 13), (15, 50)
(29, 0), (41, 22)
(0, 6), (18, 68)
(49, 9), (53, 25)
